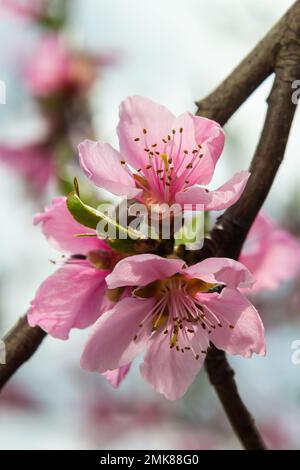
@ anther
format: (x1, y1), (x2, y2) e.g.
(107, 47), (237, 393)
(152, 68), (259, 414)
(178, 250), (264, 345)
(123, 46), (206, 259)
(134, 137), (140, 141)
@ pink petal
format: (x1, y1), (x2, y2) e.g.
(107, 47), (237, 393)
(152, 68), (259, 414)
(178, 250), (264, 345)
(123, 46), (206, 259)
(80, 297), (154, 373)
(186, 257), (255, 289)
(176, 171), (250, 210)
(140, 326), (208, 400)
(34, 197), (106, 255)
(106, 254), (185, 289)
(102, 364), (131, 389)
(200, 288), (265, 357)
(78, 139), (141, 198)
(25, 35), (71, 96)
(117, 95), (175, 169)
(240, 213), (300, 292)
(28, 260), (108, 340)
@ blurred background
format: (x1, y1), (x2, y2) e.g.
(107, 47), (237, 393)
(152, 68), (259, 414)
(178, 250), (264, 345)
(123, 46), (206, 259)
(0, 0), (300, 450)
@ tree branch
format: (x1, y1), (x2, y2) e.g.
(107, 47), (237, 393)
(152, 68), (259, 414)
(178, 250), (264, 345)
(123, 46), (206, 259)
(1, 1), (300, 452)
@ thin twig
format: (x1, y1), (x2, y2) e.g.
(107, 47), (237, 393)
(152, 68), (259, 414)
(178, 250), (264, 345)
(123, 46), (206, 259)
(195, 0), (300, 125)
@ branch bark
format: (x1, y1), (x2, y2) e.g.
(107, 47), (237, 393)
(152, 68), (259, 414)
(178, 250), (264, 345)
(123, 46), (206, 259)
(1, 0), (300, 452)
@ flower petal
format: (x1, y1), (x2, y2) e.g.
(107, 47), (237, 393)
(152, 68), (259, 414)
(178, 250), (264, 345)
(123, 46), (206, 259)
(140, 326), (207, 400)
(186, 257), (255, 289)
(80, 297), (154, 373)
(176, 170), (250, 210)
(200, 288), (265, 357)
(78, 139), (141, 198)
(34, 197), (106, 255)
(117, 96), (175, 169)
(102, 364), (131, 389)
(28, 260), (108, 339)
(106, 254), (186, 289)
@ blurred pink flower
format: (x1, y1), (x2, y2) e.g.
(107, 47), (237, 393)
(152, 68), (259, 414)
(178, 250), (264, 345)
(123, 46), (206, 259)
(0, 0), (42, 20)
(240, 213), (300, 292)
(25, 35), (100, 97)
(79, 96), (250, 210)
(0, 143), (54, 194)
(28, 197), (118, 340)
(81, 254), (265, 400)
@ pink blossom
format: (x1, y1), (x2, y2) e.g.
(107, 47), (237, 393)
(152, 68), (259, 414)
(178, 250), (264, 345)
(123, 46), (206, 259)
(28, 197), (117, 340)
(0, 144), (54, 194)
(81, 254), (265, 400)
(0, 0), (42, 20)
(78, 96), (250, 210)
(25, 35), (99, 97)
(240, 213), (300, 292)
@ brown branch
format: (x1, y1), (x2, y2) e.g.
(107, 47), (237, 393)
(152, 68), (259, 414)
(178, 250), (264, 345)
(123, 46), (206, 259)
(182, 1), (300, 451)
(1, 1), (300, 452)
(0, 316), (46, 389)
